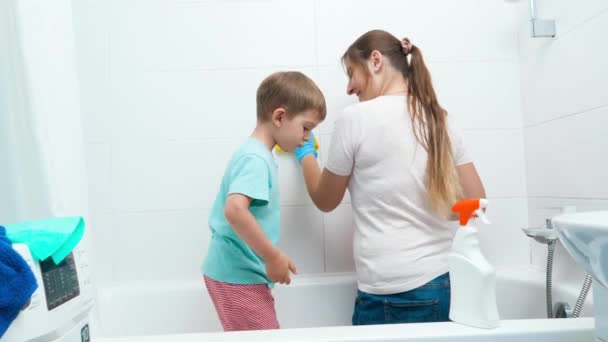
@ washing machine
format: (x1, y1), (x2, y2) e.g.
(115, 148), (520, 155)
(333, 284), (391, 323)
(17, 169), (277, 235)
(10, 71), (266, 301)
(1, 243), (95, 342)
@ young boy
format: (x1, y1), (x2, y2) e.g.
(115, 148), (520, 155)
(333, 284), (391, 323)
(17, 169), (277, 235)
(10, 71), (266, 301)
(202, 71), (326, 331)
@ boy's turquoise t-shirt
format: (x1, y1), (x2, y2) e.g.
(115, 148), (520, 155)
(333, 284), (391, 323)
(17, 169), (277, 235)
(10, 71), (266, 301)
(202, 138), (280, 285)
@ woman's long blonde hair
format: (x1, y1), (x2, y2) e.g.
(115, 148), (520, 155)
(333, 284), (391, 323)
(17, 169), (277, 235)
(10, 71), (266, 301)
(342, 30), (462, 217)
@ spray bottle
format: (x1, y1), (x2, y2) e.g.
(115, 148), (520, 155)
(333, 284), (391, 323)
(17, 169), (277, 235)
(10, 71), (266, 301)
(448, 198), (500, 329)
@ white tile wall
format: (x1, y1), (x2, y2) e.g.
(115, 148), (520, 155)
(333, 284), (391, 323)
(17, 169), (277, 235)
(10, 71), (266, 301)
(72, 0), (527, 283)
(278, 206), (325, 274)
(316, 0), (519, 65)
(323, 204), (355, 273)
(525, 107), (608, 199)
(519, 9), (608, 126)
(276, 154), (315, 206)
(109, 0), (317, 71)
(519, 0), (608, 290)
(479, 198), (530, 269)
(112, 68), (317, 141)
(316, 65), (357, 134)
(430, 61), (524, 130)
(548, 0), (608, 36)
(464, 129), (528, 199)
(111, 209), (211, 281)
(112, 139), (243, 211)
(88, 210), (116, 283)
(85, 143), (112, 210)
(71, 0), (110, 143)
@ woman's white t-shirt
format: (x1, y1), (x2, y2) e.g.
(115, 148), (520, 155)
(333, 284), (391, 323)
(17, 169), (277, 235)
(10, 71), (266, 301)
(325, 95), (472, 295)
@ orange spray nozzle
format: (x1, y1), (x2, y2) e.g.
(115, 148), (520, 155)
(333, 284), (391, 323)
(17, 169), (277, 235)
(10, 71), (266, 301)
(452, 199), (482, 226)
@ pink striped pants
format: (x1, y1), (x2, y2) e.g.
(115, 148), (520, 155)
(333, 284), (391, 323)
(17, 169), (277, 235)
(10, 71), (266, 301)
(204, 275), (280, 331)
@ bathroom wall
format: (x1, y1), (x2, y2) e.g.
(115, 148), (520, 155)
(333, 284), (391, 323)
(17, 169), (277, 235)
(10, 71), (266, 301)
(70, 0), (528, 284)
(517, 0), (608, 290)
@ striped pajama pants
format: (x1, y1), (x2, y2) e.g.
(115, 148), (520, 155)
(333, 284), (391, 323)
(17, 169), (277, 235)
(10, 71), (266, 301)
(204, 275), (280, 331)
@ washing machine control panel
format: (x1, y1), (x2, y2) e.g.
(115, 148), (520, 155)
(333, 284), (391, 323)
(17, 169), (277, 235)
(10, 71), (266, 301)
(40, 252), (81, 310)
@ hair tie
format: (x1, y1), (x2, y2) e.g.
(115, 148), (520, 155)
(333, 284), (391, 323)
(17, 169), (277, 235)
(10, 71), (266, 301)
(401, 37), (413, 56)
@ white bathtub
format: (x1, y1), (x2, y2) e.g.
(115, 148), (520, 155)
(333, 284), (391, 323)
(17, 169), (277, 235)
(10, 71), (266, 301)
(93, 268), (595, 341)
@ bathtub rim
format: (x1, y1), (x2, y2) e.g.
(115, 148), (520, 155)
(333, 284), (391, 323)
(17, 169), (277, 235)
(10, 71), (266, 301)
(93, 317), (595, 342)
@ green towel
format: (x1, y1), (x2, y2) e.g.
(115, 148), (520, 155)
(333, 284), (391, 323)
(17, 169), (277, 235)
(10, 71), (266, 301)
(4, 216), (85, 264)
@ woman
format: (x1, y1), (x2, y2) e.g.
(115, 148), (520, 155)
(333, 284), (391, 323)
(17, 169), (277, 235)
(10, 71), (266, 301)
(294, 30), (486, 325)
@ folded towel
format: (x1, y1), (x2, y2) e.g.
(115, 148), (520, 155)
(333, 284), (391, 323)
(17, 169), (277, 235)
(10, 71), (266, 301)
(5, 216), (84, 264)
(0, 226), (38, 337)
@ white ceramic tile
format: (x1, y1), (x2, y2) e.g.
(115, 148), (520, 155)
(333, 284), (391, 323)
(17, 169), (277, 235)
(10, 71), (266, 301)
(109, 0), (316, 70)
(112, 209), (210, 281)
(464, 129), (528, 198)
(88, 210), (116, 284)
(430, 61), (524, 130)
(113, 67), (318, 141)
(72, 0), (111, 143)
(278, 206), (325, 274)
(520, 10), (608, 125)
(112, 139), (243, 211)
(478, 198), (530, 269)
(323, 204), (356, 273)
(116, 70), (256, 140)
(547, 0), (608, 37)
(85, 143), (112, 210)
(525, 107), (608, 198)
(276, 153), (315, 206)
(317, 0), (519, 65)
(519, 0), (608, 54)
(316, 65), (358, 134)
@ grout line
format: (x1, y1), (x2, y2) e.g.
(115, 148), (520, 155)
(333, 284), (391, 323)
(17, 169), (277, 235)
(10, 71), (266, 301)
(552, 7), (608, 41)
(145, 59), (520, 73)
(112, 207), (210, 215)
(150, 65), (320, 73)
(105, 199), (531, 216)
(463, 127), (523, 132)
(528, 196), (608, 201)
(313, 0), (321, 69)
(524, 103), (608, 128)
(321, 206), (327, 273)
(108, 204), (327, 215)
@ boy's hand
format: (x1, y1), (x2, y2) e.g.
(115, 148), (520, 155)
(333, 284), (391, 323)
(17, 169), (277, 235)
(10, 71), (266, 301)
(265, 250), (297, 285)
(294, 132), (318, 163)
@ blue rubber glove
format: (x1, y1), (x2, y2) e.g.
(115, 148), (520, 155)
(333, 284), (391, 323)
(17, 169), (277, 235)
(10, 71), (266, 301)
(294, 133), (318, 163)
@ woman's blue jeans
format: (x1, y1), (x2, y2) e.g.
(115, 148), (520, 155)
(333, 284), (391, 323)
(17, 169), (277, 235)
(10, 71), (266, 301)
(352, 273), (451, 325)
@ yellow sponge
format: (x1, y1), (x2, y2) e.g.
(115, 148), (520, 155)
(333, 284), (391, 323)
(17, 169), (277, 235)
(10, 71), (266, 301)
(274, 136), (319, 153)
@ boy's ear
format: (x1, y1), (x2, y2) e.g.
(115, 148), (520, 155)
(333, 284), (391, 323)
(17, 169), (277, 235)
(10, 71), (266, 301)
(271, 108), (287, 127)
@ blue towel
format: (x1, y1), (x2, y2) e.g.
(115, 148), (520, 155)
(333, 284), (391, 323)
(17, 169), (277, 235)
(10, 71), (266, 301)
(0, 226), (38, 337)
(5, 216), (84, 264)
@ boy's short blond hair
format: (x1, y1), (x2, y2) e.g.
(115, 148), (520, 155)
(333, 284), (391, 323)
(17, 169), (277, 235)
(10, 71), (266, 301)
(256, 71), (327, 122)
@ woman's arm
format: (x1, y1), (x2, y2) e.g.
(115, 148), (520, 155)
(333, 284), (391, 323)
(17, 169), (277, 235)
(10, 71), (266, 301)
(300, 155), (350, 212)
(457, 162), (486, 199)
